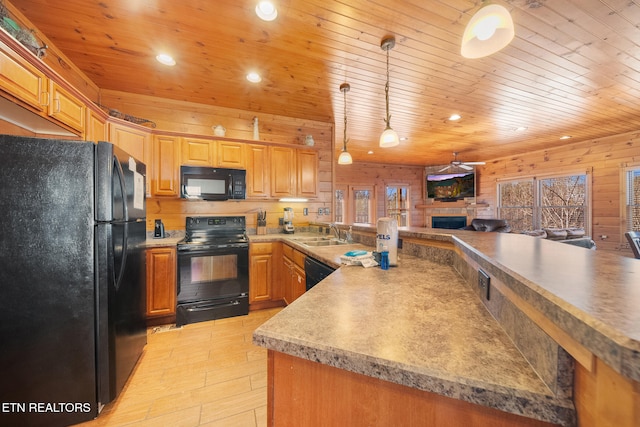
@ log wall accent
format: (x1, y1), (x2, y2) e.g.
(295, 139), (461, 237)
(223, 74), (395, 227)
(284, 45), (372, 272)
(477, 131), (640, 256)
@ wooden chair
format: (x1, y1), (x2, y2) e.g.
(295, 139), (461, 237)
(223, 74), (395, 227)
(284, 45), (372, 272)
(625, 231), (640, 259)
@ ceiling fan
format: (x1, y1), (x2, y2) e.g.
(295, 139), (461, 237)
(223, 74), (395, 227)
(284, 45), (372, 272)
(438, 152), (486, 172)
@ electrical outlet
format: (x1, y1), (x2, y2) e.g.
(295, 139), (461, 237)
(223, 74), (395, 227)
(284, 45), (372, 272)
(478, 269), (490, 301)
(323, 207), (330, 215)
(303, 208), (308, 216)
(318, 208), (323, 216)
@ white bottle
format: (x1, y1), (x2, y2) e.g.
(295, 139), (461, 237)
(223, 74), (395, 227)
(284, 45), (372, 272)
(376, 217), (398, 266)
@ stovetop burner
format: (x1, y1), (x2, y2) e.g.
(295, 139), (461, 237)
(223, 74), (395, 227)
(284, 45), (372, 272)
(178, 216), (248, 250)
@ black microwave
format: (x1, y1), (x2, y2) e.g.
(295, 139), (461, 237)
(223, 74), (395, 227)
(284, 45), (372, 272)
(180, 166), (246, 201)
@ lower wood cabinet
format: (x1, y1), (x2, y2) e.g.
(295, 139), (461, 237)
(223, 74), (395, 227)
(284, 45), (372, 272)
(249, 242), (285, 310)
(282, 243), (306, 305)
(146, 246), (177, 324)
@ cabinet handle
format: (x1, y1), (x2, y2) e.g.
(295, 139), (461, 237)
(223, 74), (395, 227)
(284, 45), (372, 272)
(54, 98), (61, 113)
(40, 91), (49, 106)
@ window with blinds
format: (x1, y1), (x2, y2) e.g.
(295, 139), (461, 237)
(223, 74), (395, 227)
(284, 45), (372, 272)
(626, 167), (640, 232)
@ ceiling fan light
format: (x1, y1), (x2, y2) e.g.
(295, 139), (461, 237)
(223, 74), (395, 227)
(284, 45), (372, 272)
(338, 150), (353, 165)
(379, 127), (399, 147)
(461, 4), (514, 59)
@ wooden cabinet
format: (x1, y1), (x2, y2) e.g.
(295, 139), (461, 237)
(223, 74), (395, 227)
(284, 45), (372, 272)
(47, 80), (85, 133)
(270, 146), (296, 198)
(282, 243), (306, 305)
(250, 242), (274, 303)
(0, 46), (46, 113)
(108, 122), (151, 194)
(246, 144), (270, 198)
(86, 109), (106, 141)
(146, 247), (177, 321)
(181, 137), (245, 168)
(270, 146), (318, 198)
(182, 137), (213, 166)
(297, 149), (319, 198)
(216, 140), (245, 168)
(152, 134), (180, 196)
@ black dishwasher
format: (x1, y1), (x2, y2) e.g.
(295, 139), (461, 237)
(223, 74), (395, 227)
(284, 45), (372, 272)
(304, 257), (336, 291)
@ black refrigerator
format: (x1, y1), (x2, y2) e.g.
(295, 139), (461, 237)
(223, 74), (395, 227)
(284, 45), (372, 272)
(0, 135), (147, 426)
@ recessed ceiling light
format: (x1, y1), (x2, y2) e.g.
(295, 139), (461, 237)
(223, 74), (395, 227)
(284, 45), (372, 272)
(560, 135), (572, 140)
(256, 1), (278, 21)
(449, 114), (461, 121)
(514, 126), (528, 132)
(156, 54), (176, 66)
(246, 72), (262, 83)
(367, 150), (374, 155)
(400, 137), (408, 141)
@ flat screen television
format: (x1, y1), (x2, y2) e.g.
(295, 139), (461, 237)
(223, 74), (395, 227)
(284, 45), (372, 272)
(426, 172), (475, 201)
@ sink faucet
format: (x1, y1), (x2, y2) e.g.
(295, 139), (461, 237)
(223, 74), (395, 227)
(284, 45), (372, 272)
(329, 223), (342, 241)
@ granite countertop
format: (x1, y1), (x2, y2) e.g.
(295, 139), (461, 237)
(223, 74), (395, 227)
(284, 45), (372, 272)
(252, 234), (575, 426)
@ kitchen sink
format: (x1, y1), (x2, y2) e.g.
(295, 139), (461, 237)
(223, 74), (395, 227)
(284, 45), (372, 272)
(290, 236), (333, 242)
(301, 239), (349, 246)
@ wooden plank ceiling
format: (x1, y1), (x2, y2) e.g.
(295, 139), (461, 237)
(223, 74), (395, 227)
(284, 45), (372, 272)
(11, 0), (640, 166)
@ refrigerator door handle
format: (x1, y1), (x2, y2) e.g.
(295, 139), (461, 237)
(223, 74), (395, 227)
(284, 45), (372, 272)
(115, 222), (129, 290)
(113, 155), (129, 222)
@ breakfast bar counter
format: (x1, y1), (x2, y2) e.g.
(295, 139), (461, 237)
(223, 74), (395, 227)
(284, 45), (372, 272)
(252, 229), (640, 427)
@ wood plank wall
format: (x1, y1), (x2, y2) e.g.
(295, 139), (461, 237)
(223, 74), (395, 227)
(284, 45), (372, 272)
(476, 131), (640, 255)
(99, 90), (335, 232)
(335, 161), (426, 227)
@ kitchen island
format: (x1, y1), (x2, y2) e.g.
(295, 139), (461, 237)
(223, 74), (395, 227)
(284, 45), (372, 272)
(253, 228), (640, 427)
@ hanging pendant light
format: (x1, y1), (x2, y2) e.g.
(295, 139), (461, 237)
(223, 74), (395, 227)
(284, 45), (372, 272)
(461, 2), (514, 59)
(379, 36), (399, 148)
(338, 83), (353, 165)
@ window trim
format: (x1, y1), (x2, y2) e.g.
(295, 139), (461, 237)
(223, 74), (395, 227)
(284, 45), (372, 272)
(497, 169), (592, 235)
(384, 182), (410, 227)
(621, 162), (640, 236)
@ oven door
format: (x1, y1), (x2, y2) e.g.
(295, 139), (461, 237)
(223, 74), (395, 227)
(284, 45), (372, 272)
(177, 245), (249, 326)
(178, 245), (249, 303)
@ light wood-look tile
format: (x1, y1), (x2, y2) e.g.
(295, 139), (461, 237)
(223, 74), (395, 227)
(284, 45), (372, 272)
(73, 308), (281, 427)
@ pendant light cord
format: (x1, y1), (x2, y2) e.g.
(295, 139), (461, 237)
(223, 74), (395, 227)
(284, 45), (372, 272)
(384, 42), (392, 128)
(343, 86), (348, 150)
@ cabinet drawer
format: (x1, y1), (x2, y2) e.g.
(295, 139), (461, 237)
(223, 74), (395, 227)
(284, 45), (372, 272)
(293, 249), (306, 269)
(282, 244), (294, 260)
(251, 242), (273, 255)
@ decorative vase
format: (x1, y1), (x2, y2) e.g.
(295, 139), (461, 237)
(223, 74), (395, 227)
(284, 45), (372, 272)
(212, 125), (226, 137)
(253, 117), (260, 140)
(304, 135), (315, 146)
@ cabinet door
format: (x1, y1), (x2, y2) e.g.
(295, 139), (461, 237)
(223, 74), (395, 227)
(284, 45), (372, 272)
(216, 140), (245, 168)
(283, 256), (294, 305)
(152, 135), (180, 197)
(86, 109), (106, 142)
(292, 263), (306, 302)
(182, 137), (214, 166)
(109, 122), (151, 193)
(271, 146), (296, 198)
(0, 47), (46, 112)
(146, 247), (177, 318)
(297, 149), (319, 198)
(246, 144), (270, 198)
(250, 253), (273, 303)
(48, 81), (85, 133)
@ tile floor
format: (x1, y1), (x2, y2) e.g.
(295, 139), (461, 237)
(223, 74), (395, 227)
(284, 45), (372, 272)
(75, 308), (282, 427)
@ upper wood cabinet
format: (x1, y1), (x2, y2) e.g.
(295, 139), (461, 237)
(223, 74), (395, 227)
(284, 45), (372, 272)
(85, 109), (106, 142)
(152, 134), (181, 197)
(270, 146), (297, 198)
(182, 137), (213, 166)
(108, 122), (152, 195)
(181, 138), (245, 168)
(246, 144), (270, 198)
(297, 149), (319, 198)
(0, 46), (46, 113)
(270, 146), (318, 198)
(217, 140), (245, 168)
(47, 80), (85, 133)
